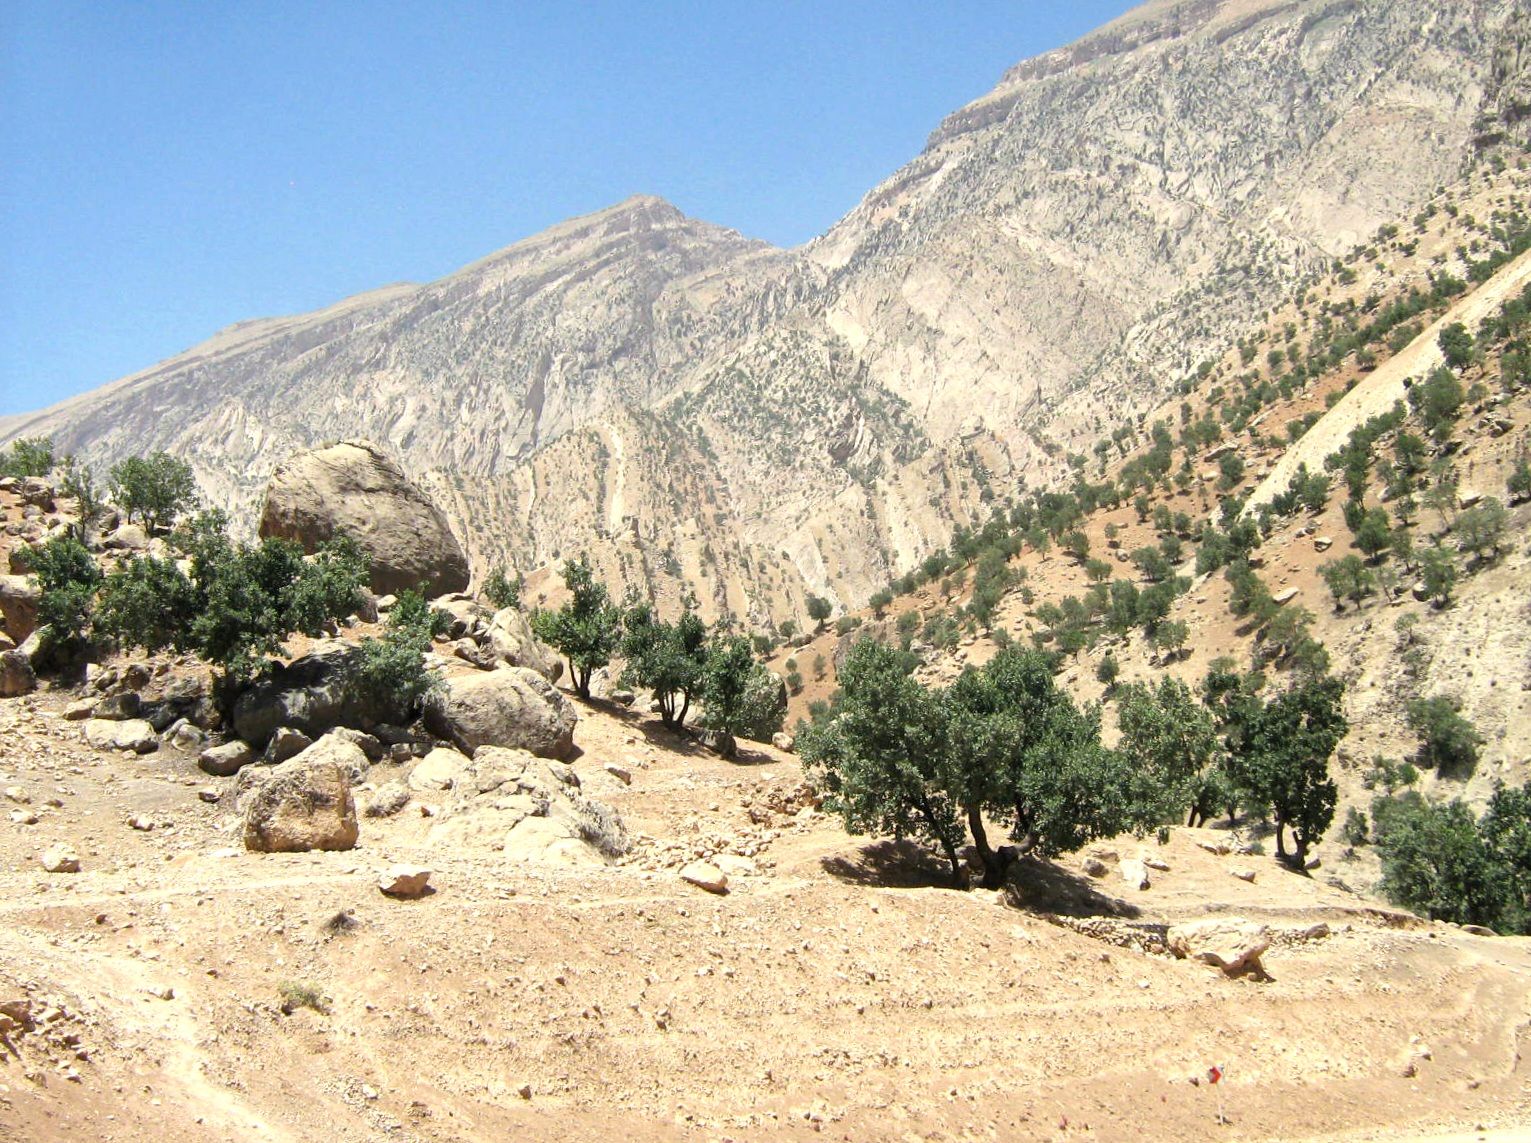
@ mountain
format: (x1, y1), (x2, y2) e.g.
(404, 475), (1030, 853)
(5, 0), (1526, 631)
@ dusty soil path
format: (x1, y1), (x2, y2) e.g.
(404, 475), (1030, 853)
(3, 679), (1531, 1143)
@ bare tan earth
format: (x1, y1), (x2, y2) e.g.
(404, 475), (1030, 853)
(2, 677), (1530, 1143)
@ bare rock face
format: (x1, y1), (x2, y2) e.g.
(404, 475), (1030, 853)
(423, 667), (577, 760)
(242, 757), (359, 853)
(258, 440), (469, 598)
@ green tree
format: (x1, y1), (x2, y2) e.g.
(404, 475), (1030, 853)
(1352, 508), (1393, 562)
(482, 566), (523, 611)
(696, 633), (755, 756)
(58, 456), (105, 528)
(1151, 619), (1188, 662)
(1115, 677), (1217, 827)
(1319, 555), (1375, 611)
(1404, 694), (1484, 776)
(1508, 456), (1531, 504)
(620, 598), (709, 729)
(806, 594), (833, 632)
(1409, 366), (1464, 442)
(24, 535), (102, 656)
(186, 533), (367, 689)
(1233, 674), (1346, 867)
(1095, 653), (1120, 689)
(799, 639), (966, 885)
(943, 646), (1147, 887)
(1373, 792), (1510, 928)
(1455, 497), (1509, 561)
(1419, 544), (1458, 607)
(868, 588), (893, 618)
(354, 588), (446, 717)
(1437, 321), (1475, 369)
(108, 452), (198, 533)
(94, 556), (195, 653)
(529, 555), (621, 698)
(0, 437), (54, 479)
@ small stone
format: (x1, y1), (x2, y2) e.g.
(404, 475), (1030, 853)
(679, 861), (729, 895)
(517, 1084), (533, 1100)
(1119, 857), (1151, 890)
(1313, 536), (1334, 552)
(127, 815), (155, 831)
(1230, 868), (1257, 883)
(378, 865), (432, 898)
(603, 763), (633, 786)
(1081, 857), (1109, 878)
(41, 843), (81, 873)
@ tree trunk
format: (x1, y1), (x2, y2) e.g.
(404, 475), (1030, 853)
(1274, 816), (1289, 860)
(966, 804), (1001, 889)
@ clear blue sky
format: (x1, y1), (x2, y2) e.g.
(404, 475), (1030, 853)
(0, 1), (1136, 416)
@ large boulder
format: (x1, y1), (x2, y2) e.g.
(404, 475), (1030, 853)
(423, 667), (576, 759)
(258, 440), (469, 597)
(231, 641), (407, 747)
(242, 757), (359, 853)
(0, 575), (40, 643)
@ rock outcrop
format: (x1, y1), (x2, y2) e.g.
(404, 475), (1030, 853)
(257, 440), (469, 597)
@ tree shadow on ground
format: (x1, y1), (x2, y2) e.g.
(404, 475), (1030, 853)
(820, 839), (957, 889)
(1000, 856), (1142, 919)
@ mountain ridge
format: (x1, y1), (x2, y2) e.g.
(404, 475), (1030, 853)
(4, 0), (1525, 630)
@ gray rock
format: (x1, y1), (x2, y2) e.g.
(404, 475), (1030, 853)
(771, 732), (795, 753)
(408, 746), (471, 791)
(257, 440), (469, 597)
(165, 718), (207, 751)
(424, 667), (577, 759)
(199, 740), (257, 776)
(0, 650), (37, 698)
(242, 757), (359, 853)
(41, 843), (80, 873)
(230, 641), (409, 747)
(328, 726), (384, 761)
(262, 726), (314, 765)
(364, 780), (412, 818)
(484, 607), (561, 681)
(84, 718), (158, 754)
(91, 692), (142, 721)
(286, 734), (371, 785)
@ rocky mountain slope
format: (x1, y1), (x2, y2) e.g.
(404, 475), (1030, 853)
(5, 0), (1527, 631)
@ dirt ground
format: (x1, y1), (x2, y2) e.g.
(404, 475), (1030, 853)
(2, 675), (1529, 1143)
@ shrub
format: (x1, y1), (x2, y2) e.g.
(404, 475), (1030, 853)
(1404, 695), (1484, 776)
(482, 566), (522, 610)
(25, 535), (102, 654)
(354, 589), (445, 716)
